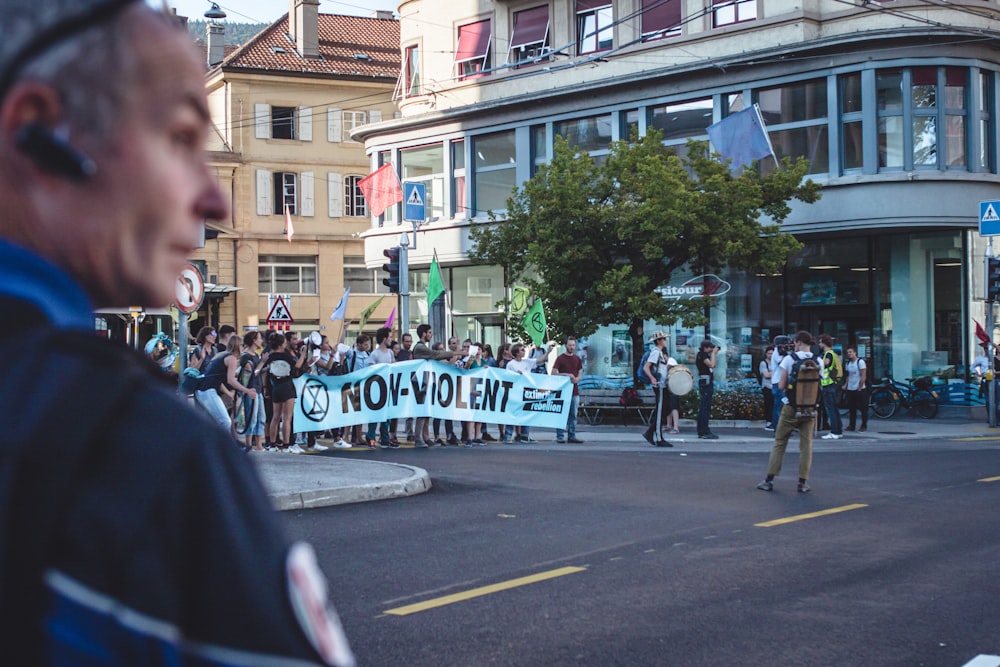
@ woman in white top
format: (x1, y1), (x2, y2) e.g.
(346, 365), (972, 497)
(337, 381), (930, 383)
(642, 331), (674, 447)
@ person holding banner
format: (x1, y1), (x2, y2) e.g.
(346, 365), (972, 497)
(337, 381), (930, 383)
(411, 323), (462, 447)
(503, 343), (554, 443)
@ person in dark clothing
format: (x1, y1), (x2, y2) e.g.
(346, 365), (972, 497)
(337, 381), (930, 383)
(696, 339), (720, 439)
(0, 2), (353, 664)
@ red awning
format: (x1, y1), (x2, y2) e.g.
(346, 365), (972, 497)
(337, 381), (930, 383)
(641, 0), (681, 35)
(455, 20), (491, 63)
(511, 6), (549, 48)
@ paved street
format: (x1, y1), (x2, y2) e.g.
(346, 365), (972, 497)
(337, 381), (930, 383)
(283, 426), (1000, 666)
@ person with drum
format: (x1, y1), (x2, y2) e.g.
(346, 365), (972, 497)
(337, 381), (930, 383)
(642, 331), (674, 447)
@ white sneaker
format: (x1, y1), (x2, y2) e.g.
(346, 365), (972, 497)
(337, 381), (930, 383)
(288, 444), (306, 454)
(821, 433), (842, 440)
(311, 443), (329, 452)
(333, 439), (352, 449)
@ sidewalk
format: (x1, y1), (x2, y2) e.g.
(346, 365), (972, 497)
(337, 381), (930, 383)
(251, 415), (1000, 511)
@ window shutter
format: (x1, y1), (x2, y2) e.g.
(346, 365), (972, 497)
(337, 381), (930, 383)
(256, 169), (272, 215)
(368, 109), (382, 124)
(328, 172), (343, 217)
(299, 106), (312, 141)
(255, 104), (269, 139)
(327, 108), (341, 142)
(301, 171), (315, 217)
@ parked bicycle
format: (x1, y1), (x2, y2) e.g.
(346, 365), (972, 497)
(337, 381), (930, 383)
(869, 375), (940, 419)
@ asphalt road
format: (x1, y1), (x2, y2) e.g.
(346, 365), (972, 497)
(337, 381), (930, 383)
(284, 438), (1000, 667)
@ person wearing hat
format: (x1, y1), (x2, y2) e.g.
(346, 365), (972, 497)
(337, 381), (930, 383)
(0, 2), (352, 664)
(642, 330), (675, 447)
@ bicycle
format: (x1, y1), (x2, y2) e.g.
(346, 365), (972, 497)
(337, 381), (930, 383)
(868, 375), (940, 419)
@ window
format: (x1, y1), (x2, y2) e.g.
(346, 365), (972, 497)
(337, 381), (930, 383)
(342, 111), (367, 142)
(377, 150), (397, 225)
(271, 106), (296, 140)
(452, 139), (467, 217)
(473, 131), (516, 215)
(554, 115), (613, 153)
(876, 67), (969, 171)
(756, 78), (828, 174)
(978, 71), (993, 171)
(344, 175), (368, 217)
(650, 98), (713, 141)
(258, 255), (317, 294)
(508, 6), (550, 66)
(467, 276), (494, 297)
(273, 172), (297, 215)
(404, 45), (420, 97)
(455, 19), (491, 80)
(840, 73), (864, 171)
(577, 0), (613, 54)
(713, 0), (756, 27)
(401, 144), (445, 219)
(641, 0), (681, 41)
(343, 255), (385, 294)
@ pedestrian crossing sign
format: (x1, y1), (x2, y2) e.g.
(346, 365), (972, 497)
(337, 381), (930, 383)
(403, 182), (426, 222)
(981, 200), (1000, 236)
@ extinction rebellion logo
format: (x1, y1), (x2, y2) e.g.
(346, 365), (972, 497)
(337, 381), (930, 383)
(656, 274), (732, 300)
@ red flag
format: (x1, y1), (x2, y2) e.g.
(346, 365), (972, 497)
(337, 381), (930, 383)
(285, 204), (294, 243)
(357, 164), (403, 217)
(975, 319), (991, 346)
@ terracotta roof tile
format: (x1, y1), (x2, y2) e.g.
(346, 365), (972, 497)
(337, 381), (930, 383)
(220, 14), (399, 80)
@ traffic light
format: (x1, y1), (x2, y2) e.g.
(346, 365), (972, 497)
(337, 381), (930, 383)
(382, 246), (401, 293)
(989, 257), (1000, 302)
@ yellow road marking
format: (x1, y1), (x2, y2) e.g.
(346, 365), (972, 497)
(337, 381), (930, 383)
(755, 503), (868, 528)
(977, 476), (1000, 483)
(383, 566), (587, 616)
(952, 436), (1000, 442)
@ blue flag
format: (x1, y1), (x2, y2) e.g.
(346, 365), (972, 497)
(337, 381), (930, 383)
(330, 286), (350, 321)
(706, 104), (774, 173)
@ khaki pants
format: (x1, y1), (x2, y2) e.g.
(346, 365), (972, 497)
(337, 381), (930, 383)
(767, 404), (815, 481)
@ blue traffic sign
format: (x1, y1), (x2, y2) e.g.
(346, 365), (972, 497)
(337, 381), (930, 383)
(981, 200), (1000, 236)
(404, 182), (426, 222)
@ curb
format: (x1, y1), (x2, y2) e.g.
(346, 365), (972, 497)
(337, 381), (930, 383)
(267, 462), (432, 511)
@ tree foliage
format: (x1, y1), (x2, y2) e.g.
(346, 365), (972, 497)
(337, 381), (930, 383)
(468, 130), (821, 344)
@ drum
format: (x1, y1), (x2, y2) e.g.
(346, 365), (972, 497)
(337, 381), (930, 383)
(667, 365), (694, 396)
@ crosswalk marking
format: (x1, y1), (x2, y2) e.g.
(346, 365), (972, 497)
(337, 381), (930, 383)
(755, 503), (868, 528)
(383, 566), (587, 616)
(962, 655), (1000, 667)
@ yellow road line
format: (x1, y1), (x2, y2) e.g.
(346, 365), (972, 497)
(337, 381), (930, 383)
(755, 503), (868, 528)
(383, 566), (586, 616)
(977, 476), (1000, 483)
(951, 436), (1000, 442)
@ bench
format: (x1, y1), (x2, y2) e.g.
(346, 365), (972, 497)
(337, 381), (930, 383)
(579, 388), (656, 426)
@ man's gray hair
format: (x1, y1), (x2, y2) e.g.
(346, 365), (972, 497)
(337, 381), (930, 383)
(0, 0), (145, 138)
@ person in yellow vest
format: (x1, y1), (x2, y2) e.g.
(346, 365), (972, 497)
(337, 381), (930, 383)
(818, 334), (844, 439)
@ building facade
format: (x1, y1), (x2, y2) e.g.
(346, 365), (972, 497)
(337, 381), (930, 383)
(357, 0), (1000, 397)
(195, 0), (400, 338)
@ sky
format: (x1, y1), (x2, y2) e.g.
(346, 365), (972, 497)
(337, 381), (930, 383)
(169, 0), (399, 24)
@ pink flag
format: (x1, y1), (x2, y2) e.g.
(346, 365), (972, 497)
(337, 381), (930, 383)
(357, 164), (403, 217)
(384, 306), (396, 331)
(285, 204), (295, 243)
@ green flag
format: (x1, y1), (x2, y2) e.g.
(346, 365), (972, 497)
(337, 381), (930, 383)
(510, 285), (530, 316)
(521, 298), (547, 347)
(427, 255), (444, 304)
(358, 295), (385, 333)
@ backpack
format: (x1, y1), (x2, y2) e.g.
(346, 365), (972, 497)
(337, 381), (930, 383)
(635, 350), (652, 385)
(179, 366), (204, 395)
(620, 387), (642, 406)
(786, 354), (821, 417)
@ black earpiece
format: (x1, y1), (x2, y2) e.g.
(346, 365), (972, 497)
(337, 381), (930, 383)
(14, 123), (96, 182)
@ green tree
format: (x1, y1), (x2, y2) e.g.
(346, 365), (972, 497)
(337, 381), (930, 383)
(468, 130), (821, 369)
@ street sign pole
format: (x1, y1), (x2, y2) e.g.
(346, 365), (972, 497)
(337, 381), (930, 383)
(989, 239), (997, 428)
(400, 233), (410, 338)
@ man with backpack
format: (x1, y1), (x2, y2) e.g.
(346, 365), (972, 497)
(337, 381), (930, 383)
(757, 331), (820, 493)
(818, 333), (844, 439)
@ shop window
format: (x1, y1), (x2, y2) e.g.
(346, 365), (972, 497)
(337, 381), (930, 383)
(641, 0), (681, 41)
(577, 0), (613, 54)
(713, 0), (756, 27)
(473, 131), (516, 215)
(455, 19), (491, 80)
(508, 6), (550, 66)
(258, 255), (317, 294)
